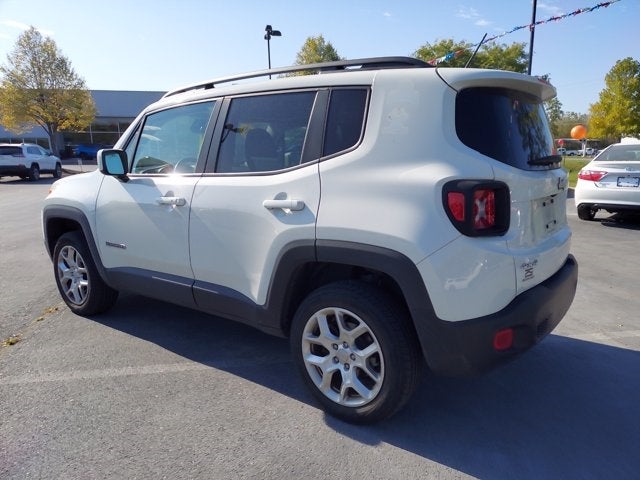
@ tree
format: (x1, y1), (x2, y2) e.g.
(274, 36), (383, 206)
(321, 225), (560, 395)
(289, 35), (342, 75)
(0, 27), (96, 155)
(545, 96), (563, 139)
(414, 38), (528, 73)
(589, 57), (640, 141)
(538, 74), (564, 139)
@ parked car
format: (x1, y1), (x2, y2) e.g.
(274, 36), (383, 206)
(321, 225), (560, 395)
(72, 144), (112, 160)
(0, 143), (62, 181)
(557, 147), (583, 156)
(574, 140), (640, 220)
(42, 57), (577, 423)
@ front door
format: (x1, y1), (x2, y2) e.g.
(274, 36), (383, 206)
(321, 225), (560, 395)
(95, 101), (217, 306)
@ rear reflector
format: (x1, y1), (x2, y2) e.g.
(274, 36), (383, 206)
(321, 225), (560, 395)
(493, 328), (514, 351)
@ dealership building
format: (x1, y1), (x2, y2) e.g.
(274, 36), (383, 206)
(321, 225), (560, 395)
(0, 90), (164, 155)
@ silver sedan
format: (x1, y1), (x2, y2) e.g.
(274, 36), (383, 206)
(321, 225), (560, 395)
(574, 141), (640, 220)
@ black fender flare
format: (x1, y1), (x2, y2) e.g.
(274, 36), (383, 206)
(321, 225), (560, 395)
(263, 239), (441, 364)
(42, 205), (113, 287)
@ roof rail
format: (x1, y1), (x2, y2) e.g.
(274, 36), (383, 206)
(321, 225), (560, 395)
(163, 56), (430, 98)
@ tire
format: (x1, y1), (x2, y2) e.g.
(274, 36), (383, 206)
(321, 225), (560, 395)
(577, 204), (596, 221)
(53, 231), (118, 315)
(290, 281), (422, 424)
(28, 163), (40, 181)
(53, 162), (62, 179)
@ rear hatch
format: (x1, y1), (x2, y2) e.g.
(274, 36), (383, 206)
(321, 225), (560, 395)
(439, 69), (571, 294)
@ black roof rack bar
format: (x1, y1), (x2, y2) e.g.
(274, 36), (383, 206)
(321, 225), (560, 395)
(163, 56), (430, 98)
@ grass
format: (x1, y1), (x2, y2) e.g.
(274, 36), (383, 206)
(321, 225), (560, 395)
(562, 156), (590, 189)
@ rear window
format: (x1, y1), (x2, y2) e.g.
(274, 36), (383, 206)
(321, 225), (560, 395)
(595, 144), (640, 161)
(456, 87), (557, 170)
(0, 146), (22, 155)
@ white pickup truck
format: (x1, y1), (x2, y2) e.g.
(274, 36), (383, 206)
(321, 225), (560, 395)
(557, 147), (581, 156)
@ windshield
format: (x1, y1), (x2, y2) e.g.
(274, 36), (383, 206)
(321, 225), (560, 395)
(456, 87), (557, 170)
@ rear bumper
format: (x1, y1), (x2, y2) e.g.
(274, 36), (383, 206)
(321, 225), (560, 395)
(420, 254), (578, 376)
(0, 165), (28, 176)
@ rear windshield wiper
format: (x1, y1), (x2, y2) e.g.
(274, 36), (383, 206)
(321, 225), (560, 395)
(528, 154), (562, 166)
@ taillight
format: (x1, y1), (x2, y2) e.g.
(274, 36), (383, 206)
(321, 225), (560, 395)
(578, 170), (607, 182)
(473, 189), (496, 229)
(443, 180), (510, 236)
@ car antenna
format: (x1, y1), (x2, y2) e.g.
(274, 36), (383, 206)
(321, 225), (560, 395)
(465, 33), (487, 68)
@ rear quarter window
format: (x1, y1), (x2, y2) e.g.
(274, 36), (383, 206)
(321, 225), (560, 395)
(0, 146), (22, 155)
(323, 88), (368, 157)
(456, 87), (557, 170)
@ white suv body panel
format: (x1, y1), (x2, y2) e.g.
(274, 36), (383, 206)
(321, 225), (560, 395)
(190, 164), (320, 304)
(95, 175), (197, 279)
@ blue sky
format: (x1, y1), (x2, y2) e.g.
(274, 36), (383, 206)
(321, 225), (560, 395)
(0, 0), (637, 114)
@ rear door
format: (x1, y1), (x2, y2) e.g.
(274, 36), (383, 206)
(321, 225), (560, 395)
(189, 90), (323, 314)
(27, 145), (55, 170)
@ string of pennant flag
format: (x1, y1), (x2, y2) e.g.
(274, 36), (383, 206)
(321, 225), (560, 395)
(426, 0), (622, 66)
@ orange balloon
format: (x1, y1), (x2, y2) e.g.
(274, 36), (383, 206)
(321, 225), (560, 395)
(571, 124), (587, 140)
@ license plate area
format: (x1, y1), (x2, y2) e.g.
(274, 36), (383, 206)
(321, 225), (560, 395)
(532, 194), (562, 239)
(617, 176), (639, 187)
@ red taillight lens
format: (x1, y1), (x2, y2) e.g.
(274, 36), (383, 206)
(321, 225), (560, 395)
(473, 189), (496, 229)
(578, 170), (606, 182)
(443, 180), (509, 237)
(447, 192), (465, 222)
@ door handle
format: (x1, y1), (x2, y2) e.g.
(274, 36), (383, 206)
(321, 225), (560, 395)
(263, 199), (305, 211)
(156, 196), (186, 206)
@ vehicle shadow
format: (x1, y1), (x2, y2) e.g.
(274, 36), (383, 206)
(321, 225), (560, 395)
(0, 176), (58, 186)
(93, 295), (640, 479)
(599, 212), (640, 230)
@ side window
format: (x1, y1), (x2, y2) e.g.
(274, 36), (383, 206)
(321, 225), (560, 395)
(323, 89), (368, 157)
(130, 101), (214, 174)
(27, 146), (41, 155)
(216, 91), (316, 173)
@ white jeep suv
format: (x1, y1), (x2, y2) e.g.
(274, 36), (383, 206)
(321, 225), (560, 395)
(43, 57), (577, 423)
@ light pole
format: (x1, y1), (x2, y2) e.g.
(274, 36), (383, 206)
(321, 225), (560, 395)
(264, 24), (281, 79)
(527, 0), (537, 75)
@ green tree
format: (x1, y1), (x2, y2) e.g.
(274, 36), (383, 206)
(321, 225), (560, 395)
(589, 57), (640, 141)
(414, 38), (528, 73)
(539, 74), (563, 138)
(545, 96), (563, 139)
(289, 35), (342, 75)
(0, 26), (95, 155)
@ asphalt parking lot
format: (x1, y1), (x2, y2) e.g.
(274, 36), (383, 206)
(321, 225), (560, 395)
(1, 175), (639, 479)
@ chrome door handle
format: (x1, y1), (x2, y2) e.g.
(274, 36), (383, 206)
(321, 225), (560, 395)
(156, 196), (186, 206)
(262, 199), (305, 211)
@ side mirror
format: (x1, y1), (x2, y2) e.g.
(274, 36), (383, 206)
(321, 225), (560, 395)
(98, 149), (129, 182)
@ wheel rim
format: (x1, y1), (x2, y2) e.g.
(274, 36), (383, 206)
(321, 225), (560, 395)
(301, 307), (384, 407)
(57, 245), (89, 305)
